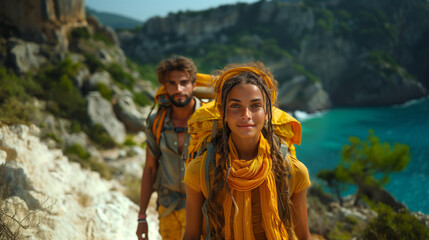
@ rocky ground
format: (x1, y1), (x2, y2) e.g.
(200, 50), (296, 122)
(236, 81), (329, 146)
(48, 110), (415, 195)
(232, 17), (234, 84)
(0, 124), (161, 240)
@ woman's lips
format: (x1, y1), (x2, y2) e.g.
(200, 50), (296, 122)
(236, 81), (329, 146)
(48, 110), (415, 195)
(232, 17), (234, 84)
(237, 124), (255, 128)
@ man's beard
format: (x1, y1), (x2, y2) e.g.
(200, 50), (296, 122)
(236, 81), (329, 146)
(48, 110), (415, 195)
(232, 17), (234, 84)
(167, 93), (193, 107)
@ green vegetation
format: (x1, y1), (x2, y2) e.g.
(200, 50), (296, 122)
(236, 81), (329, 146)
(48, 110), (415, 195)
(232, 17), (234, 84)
(315, 130), (427, 239)
(0, 67), (40, 125)
(1, 57), (117, 149)
(123, 175), (142, 204)
(131, 61), (157, 85)
(291, 63), (320, 83)
(84, 53), (106, 72)
(96, 82), (114, 101)
(37, 57), (87, 120)
(133, 92), (151, 106)
(364, 51), (415, 82)
(87, 124), (117, 149)
(362, 203), (429, 240)
(64, 144), (114, 180)
(182, 34), (300, 76)
(317, 130), (410, 205)
(86, 8), (143, 29)
(123, 135), (137, 146)
(314, 8), (334, 33)
(70, 26), (114, 46)
(93, 32), (114, 46)
(107, 62), (135, 87)
(70, 26), (90, 40)
(42, 132), (62, 144)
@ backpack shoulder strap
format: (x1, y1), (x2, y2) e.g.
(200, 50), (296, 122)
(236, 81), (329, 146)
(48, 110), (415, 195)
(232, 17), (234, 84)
(202, 142), (215, 240)
(151, 106), (169, 145)
(274, 135), (293, 220)
(201, 120), (218, 239)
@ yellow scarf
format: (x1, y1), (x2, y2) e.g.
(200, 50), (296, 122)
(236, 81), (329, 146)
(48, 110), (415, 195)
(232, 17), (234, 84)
(222, 133), (289, 239)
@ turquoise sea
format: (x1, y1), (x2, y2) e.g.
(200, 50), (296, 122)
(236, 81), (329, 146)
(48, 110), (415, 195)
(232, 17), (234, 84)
(294, 97), (429, 214)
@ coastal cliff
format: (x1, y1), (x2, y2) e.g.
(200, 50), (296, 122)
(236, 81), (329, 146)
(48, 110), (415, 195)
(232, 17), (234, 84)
(1, 0), (428, 239)
(119, 0), (429, 112)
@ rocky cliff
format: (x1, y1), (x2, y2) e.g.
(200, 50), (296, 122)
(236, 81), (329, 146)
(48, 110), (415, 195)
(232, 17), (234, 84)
(0, 125), (163, 240)
(119, 0), (429, 111)
(0, 125), (136, 239)
(1, 0), (86, 49)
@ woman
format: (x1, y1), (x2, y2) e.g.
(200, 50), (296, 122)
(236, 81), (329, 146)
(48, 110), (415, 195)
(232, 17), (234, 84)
(183, 62), (311, 240)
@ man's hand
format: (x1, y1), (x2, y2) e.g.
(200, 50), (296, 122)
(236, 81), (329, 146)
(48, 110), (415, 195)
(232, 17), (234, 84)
(136, 221), (149, 240)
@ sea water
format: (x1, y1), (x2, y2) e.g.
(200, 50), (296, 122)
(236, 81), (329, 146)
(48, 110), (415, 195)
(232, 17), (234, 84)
(294, 97), (429, 213)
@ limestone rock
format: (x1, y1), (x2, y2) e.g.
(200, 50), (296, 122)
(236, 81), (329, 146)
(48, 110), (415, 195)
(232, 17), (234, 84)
(86, 91), (126, 144)
(87, 15), (120, 47)
(278, 75), (331, 113)
(113, 91), (149, 132)
(0, 0), (87, 47)
(0, 125), (139, 239)
(8, 38), (47, 73)
(83, 70), (112, 93)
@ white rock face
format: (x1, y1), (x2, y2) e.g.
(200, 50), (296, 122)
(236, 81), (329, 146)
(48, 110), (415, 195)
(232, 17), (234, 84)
(0, 125), (160, 240)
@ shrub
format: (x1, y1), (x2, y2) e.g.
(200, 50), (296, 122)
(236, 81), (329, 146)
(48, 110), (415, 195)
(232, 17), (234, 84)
(96, 83), (113, 101)
(42, 132), (62, 144)
(87, 124), (117, 149)
(93, 32), (114, 46)
(64, 144), (114, 180)
(37, 58), (87, 121)
(107, 63), (135, 88)
(362, 203), (429, 240)
(123, 175), (142, 204)
(131, 62), (157, 85)
(133, 92), (151, 106)
(84, 53), (106, 72)
(46, 74), (87, 119)
(70, 27), (90, 40)
(0, 67), (40, 125)
(123, 135), (137, 146)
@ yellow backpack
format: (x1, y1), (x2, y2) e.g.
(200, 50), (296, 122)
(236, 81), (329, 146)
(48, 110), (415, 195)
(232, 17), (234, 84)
(186, 100), (302, 165)
(185, 101), (302, 239)
(149, 73), (215, 144)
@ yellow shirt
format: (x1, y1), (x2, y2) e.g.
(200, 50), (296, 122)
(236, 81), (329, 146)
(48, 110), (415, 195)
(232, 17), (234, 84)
(184, 150), (311, 239)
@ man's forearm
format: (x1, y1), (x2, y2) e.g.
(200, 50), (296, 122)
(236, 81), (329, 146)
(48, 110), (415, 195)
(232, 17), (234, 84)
(138, 166), (157, 214)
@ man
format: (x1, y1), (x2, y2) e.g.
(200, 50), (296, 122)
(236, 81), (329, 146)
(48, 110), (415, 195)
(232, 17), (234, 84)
(136, 55), (201, 240)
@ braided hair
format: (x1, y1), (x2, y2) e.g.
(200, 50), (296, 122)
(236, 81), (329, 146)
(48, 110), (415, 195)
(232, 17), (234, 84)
(206, 62), (294, 239)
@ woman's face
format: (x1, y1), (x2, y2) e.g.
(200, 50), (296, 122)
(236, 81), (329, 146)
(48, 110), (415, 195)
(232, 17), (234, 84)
(225, 83), (266, 144)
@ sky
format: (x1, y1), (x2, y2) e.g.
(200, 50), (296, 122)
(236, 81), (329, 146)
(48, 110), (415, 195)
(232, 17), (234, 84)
(85, 0), (260, 23)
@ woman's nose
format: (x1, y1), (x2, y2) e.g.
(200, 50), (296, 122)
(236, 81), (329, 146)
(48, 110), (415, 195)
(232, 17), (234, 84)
(241, 107), (251, 120)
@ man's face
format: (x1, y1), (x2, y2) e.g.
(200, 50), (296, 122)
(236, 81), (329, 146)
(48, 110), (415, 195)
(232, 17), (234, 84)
(165, 70), (196, 107)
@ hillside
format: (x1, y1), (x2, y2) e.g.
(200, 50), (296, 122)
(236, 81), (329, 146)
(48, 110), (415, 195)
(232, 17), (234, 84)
(1, 1), (429, 239)
(86, 7), (143, 29)
(119, 0), (429, 111)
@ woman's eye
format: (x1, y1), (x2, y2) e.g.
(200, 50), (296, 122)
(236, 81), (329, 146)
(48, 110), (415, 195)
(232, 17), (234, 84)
(230, 104), (240, 108)
(252, 103), (262, 109)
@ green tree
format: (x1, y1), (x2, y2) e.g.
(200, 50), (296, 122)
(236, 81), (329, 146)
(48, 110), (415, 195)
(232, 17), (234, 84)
(316, 169), (344, 205)
(317, 130), (410, 206)
(337, 130), (410, 205)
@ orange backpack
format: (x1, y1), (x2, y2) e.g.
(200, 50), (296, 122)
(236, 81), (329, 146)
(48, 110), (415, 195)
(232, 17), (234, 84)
(149, 73), (215, 144)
